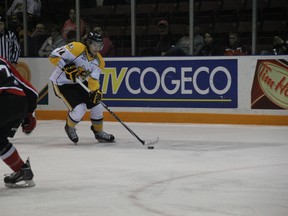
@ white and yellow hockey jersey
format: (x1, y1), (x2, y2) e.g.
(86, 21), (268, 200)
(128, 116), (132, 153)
(49, 42), (105, 91)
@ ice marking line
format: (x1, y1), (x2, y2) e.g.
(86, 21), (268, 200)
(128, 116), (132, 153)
(129, 162), (288, 216)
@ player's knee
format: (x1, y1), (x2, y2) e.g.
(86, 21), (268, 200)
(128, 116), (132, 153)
(90, 104), (103, 120)
(70, 103), (87, 122)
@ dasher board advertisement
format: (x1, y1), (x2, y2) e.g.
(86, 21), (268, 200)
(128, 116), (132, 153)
(251, 59), (288, 110)
(101, 58), (238, 108)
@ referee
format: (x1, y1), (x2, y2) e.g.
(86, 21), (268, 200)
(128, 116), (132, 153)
(0, 15), (20, 64)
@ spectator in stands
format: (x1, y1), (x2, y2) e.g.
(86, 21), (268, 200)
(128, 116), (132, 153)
(80, 22), (93, 41)
(67, 30), (76, 43)
(92, 26), (115, 57)
(153, 20), (177, 56)
(61, 8), (85, 40)
(165, 25), (204, 56)
(26, 22), (48, 56)
(260, 35), (288, 55)
(224, 32), (248, 56)
(7, 0), (41, 33)
(197, 31), (223, 56)
(84, 22), (92, 38)
(38, 24), (67, 57)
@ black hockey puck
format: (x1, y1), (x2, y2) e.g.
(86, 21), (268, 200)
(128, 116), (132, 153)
(148, 146), (154, 149)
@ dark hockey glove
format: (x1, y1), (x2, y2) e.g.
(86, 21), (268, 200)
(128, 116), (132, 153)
(89, 89), (103, 104)
(63, 63), (78, 82)
(22, 112), (37, 135)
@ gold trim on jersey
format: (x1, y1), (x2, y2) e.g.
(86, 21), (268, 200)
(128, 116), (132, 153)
(52, 83), (73, 110)
(67, 42), (86, 57)
(49, 56), (61, 66)
(96, 52), (105, 69)
(88, 77), (100, 91)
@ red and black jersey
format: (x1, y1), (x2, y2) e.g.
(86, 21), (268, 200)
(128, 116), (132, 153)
(0, 57), (38, 112)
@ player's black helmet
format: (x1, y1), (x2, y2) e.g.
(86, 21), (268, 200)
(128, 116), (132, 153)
(84, 32), (104, 51)
(87, 32), (103, 43)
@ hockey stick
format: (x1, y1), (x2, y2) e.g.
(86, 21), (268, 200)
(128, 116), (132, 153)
(76, 78), (159, 146)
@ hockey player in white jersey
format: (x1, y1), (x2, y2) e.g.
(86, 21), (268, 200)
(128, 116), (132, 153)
(49, 32), (114, 144)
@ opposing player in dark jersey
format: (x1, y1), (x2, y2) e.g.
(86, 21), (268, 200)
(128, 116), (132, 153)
(49, 32), (114, 144)
(0, 57), (38, 188)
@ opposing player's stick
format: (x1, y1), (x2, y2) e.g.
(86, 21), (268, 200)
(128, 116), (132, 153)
(76, 78), (159, 146)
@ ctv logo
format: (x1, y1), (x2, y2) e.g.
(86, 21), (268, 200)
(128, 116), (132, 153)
(100, 59), (237, 108)
(101, 66), (232, 96)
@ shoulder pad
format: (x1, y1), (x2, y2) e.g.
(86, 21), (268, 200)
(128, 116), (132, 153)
(66, 42), (86, 57)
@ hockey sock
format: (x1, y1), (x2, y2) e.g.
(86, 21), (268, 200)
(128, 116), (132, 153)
(66, 114), (78, 128)
(0, 144), (24, 172)
(91, 118), (103, 132)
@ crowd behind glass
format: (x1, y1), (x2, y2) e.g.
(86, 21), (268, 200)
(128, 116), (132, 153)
(1, 0), (288, 58)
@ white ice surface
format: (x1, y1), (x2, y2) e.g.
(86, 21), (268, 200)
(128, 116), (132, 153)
(0, 120), (288, 216)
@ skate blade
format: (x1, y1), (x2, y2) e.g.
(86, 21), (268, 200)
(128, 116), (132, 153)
(97, 139), (116, 143)
(5, 180), (36, 188)
(71, 139), (78, 144)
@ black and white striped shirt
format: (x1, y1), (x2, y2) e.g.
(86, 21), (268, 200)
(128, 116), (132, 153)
(0, 30), (21, 64)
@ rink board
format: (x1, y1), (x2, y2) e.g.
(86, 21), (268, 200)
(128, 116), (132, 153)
(18, 56), (288, 125)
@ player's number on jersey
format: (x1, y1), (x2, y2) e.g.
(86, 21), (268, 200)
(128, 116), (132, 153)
(57, 47), (66, 56)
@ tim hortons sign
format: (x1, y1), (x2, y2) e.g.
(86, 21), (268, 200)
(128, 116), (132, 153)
(251, 59), (288, 110)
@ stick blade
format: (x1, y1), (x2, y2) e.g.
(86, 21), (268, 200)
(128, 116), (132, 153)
(144, 137), (159, 146)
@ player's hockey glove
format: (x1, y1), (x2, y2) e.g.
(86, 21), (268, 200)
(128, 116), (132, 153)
(89, 89), (102, 104)
(63, 63), (78, 82)
(22, 112), (37, 135)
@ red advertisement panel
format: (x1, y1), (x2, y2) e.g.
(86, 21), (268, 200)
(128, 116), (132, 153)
(251, 59), (288, 109)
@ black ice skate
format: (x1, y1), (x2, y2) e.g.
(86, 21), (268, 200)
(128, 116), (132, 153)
(4, 158), (35, 188)
(90, 126), (115, 143)
(65, 123), (79, 144)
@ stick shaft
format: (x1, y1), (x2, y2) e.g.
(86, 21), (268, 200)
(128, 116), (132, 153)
(76, 78), (145, 145)
(100, 102), (145, 145)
